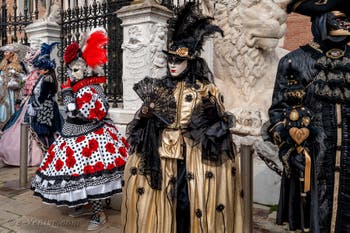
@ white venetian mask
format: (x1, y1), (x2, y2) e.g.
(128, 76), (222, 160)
(69, 58), (87, 81)
(168, 56), (188, 77)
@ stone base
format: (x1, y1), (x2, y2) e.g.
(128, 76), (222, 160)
(108, 108), (136, 135)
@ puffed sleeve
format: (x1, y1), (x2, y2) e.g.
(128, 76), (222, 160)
(75, 86), (108, 121)
(268, 56), (292, 147)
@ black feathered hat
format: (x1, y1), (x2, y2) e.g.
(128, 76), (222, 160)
(163, 2), (223, 59)
(287, 0), (350, 16)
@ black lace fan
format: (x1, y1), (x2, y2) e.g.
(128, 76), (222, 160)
(133, 76), (176, 125)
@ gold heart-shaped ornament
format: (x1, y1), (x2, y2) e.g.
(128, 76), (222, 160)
(289, 127), (310, 145)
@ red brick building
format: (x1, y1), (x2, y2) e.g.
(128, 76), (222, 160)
(284, 13), (313, 51)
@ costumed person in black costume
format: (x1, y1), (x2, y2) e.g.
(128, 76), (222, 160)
(268, 0), (350, 232)
(122, 3), (243, 233)
(31, 28), (129, 231)
(26, 42), (62, 148)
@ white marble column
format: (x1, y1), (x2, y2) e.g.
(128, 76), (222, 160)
(25, 21), (61, 71)
(109, 2), (172, 134)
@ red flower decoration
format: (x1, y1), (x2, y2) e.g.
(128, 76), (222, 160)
(82, 147), (92, 158)
(118, 147), (128, 157)
(48, 144), (55, 154)
(95, 108), (106, 121)
(48, 147), (55, 157)
(122, 137), (130, 149)
(94, 128), (104, 135)
(46, 153), (55, 164)
(66, 146), (74, 157)
(108, 129), (119, 141)
(82, 92), (93, 102)
(115, 157), (125, 167)
(59, 141), (67, 150)
(95, 100), (102, 109)
(90, 87), (97, 94)
(37, 167), (42, 172)
(83, 164), (94, 174)
(76, 97), (84, 110)
(64, 42), (80, 65)
(66, 156), (76, 168)
(55, 159), (64, 171)
(41, 161), (49, 171)
(94, 161), (105, 172)
(76, 135), (86, 143)
(107, 163), (116, 170)
(88, 139), (99, 151)
(105, 142), (116, 154)
(71, 173), (79, 177)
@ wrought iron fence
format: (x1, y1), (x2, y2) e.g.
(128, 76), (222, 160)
(0, 0), (38, 47)
(0, 0), (199, 105)
(59, 0), (132, 106)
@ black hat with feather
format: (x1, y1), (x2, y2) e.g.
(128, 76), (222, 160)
(287, 0), (350, 16)
(163, 2), (223, 59)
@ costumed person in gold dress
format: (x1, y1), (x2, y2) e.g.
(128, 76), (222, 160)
(122, 3), (243, 233)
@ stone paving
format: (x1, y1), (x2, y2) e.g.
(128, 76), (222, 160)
(0, 166), (291, 233)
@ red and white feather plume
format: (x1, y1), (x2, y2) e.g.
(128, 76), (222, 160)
(82, 28), (109, 69)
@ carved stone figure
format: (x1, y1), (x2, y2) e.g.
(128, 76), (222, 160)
(149, 23), (167, 78)
(40, 0), (60, 23)
(201, 0), (289, 204)
(203, 0), (288, 136)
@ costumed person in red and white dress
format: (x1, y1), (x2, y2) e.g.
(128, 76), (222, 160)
(31, 28), (129, 231)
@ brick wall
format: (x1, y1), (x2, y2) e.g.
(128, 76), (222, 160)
(283, 13), (313, 51)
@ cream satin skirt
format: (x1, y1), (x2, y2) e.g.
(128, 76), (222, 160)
(122, 137), (243, 233)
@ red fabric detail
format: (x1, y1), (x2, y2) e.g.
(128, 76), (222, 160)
(48, 144), (55, 154)
(81, 92), (93, 103)
(66, 155), (76, 168)
(115, 157), (125, 167)
(122, 137), (130, 149)
(72, 76), (106, 93)
(107, 163), (116, 170)
(83, 165), (94, 174)
(37, 167), (42, 172)
(88, 139), (99, 152)
(61, 78), (72, 90)
(105, 142), (116, 154)
(94, 161), (105, 172)
(64, 42), (80, 65)
(41, 161), (49, 171)
(55, 159), (64, 171)
(76, 135), (86, 143)
(88, 105), (106, 121)
(107, 129), (119, 141)
(94, 128), (104, 135)
(71, 173), (79, 177)
(82, 30), (108, 68)
(66, 146), (74, 157)
(118, 147), (128, 157)
(76, 97), (84, 110)
(59, 141), (66, 150)
(46, 152), (55, 164)
(82, 147), (92, 158)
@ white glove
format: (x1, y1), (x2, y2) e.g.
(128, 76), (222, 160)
(27, 104), (36, 116)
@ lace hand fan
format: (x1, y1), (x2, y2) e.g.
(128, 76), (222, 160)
(133, 76), (176, 125)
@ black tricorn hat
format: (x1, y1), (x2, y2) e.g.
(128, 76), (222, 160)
(163, 2), (223, 59)
(287, 0), (350, 16)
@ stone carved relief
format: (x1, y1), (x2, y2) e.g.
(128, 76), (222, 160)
(203, 0), (288, 136)
(149, 23), (167, 78)
(122, 25), (148, 105)
(202, 0), (289, 205)
(40, 0), (61, 24)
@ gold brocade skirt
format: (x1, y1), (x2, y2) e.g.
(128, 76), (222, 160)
(121, 137), (243, 233)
